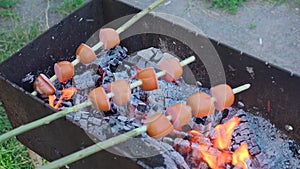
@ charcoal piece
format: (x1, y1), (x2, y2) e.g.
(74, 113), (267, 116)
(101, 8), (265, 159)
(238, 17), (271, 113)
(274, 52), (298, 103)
(288, 139), (300, 157)
(195, 117), (206, 125)
(63, 80), (72, 88)
(92, 74), (101, 86)
(137, 47), (155, 60)
(55, 90), (62, 98)
(61, 101), (73, 107)
(79, 119), (88, 129)
(89, 117), (102, 125)
(73, 112), (81, 122)
(249, 146), (261, 156)
(53, 80), (63, 90)
(221, 109), (229, 120)
(174, 138), (191, 155)
(137, 103), (147, 112)
(110, 125), (119, 134)
(73, 71), (95, 90)
(117, 115), (128, 122)
(123, 125), (132, 131)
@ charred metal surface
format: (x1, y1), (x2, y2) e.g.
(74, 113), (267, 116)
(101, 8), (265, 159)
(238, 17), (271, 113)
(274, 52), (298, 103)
(0, 0), (299, 168)
(212, 41), (300, 143)
(0, 0), (143, 168)
(0, 0), (104, 92)
(0, 77), (139, 169)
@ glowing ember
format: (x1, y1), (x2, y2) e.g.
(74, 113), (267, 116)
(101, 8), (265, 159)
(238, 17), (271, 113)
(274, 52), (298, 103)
(189, 130), (202, 137)
(232, 143), (250, 169)
(199, 149), (218, 169)
(48, 95), (56, 108)
(199, 148), (232, 169)
(213, 116), (240, 150)
(186, 117), (251, 168)
(48, 87), (76, 109)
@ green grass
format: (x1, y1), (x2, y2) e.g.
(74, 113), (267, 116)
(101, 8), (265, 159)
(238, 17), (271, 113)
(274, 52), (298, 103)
(0, 0), (18, 9)
(0, 9), (18, 19)
(264, 0), (288, 5)
(205, 0), (294, 13)
(0, 102), (34, 169)
(0, 22), (41, 61)
(249, 23), (257, 29)
(206, 0), (246, 14)
(54, 0), (84, 17)
(0, 1), (37, 168)
(0, 0), (85, 168)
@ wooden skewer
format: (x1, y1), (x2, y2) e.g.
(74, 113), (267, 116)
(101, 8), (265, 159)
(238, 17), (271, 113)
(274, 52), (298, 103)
(232, 84), (250, 94)
(0, 56), (195, 143)
(210, 84), (251, 102)
(37, 84), (250, 169)
(37, 113), (167, 169)
(37, 125), (148, 169)
(31, 0), (165, 96)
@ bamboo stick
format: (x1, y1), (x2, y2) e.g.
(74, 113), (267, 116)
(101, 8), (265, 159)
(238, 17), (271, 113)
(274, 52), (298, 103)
(31, 0), (164, 95)
(37, 83), (251, 169)
(0, 101), (91, 142)
(39, 115), (174, 169)
(232, 84), (251, 94)
(0, 56), (195, 143)
(37, 125), (148, 169)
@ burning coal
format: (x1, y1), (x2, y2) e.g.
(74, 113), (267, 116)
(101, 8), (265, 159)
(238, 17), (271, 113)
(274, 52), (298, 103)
(35, 46), (299, 169)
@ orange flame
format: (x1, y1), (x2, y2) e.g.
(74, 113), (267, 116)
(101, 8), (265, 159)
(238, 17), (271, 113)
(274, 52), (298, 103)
(232, 143), (250, 169)
(48, 95), (56, 107)
(48, 87), (76, 109)
(199, 149), (232, 169)
(200, 149), (218, 169)
(189, 130), (202, 137)
(213, 116), (240, 150)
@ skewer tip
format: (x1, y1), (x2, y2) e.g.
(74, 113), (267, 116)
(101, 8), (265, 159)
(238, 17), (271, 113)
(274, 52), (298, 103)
(180, 56), (196, 67)
(232, 83), (251, 94)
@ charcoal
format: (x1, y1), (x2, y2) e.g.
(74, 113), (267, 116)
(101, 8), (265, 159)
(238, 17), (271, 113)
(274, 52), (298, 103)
(53, 80), (63, 90)
(55, 90), (62, 98)
(167, 151), (190, 169)
(117, 115), (128, 122)
(73, 70), (95, 90)
(288, 139), (300, 158)
(89, 117), (102, 125)
(69, 47), (300, 169)
(123, 125), (133, 131)
(137, 47), (156, 60)
(63, 80), (72, 88)
(61, 101), (73, 107)
(78, 119), (88, 129)
(195, 117), (207, 125)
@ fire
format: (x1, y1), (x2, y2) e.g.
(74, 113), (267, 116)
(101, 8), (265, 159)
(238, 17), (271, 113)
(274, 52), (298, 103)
(200, 149), (218, 169)
(213, 116), (240, 150)
(188, 117), (251, 168)
(48, 87), (76, 109)
(48, 95), (56, 107)
(189, 130), (202, 136)
(199, 149), (231, 169)
(232, 143), (250, 169)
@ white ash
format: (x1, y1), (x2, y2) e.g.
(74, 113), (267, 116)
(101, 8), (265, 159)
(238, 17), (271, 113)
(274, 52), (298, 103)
(246, 111), (300, 168)
(73, 70), (95, 90)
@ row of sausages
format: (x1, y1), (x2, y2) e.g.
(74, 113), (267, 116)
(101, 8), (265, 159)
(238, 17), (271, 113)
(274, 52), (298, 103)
(85, 63), (235, 139)
(33, 28), (122, 96)
(144, 83), (235, 139)
(88, 57), (187, 111)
